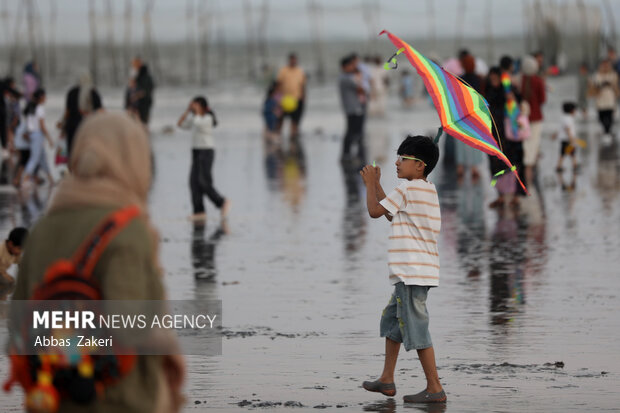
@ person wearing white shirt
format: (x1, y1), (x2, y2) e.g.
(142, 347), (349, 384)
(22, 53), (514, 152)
(555, 102), (578, 172)
(177, 96), (230, 221)
(22, 88), (54, 187)
(359, 135), (447, 404)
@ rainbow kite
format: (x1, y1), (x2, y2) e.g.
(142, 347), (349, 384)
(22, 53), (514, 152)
(380, 30), (527, 193)
(501, 72), (520, 137)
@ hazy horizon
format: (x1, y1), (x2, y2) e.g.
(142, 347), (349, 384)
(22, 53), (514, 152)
(0, 0), (616, 45)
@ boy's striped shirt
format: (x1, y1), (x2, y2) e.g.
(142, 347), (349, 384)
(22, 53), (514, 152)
(379, 179), (441, 286)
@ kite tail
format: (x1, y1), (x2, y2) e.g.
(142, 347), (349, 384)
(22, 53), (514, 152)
(514, 169), (528, 195)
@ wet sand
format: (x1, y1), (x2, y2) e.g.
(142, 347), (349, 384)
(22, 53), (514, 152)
(1, 76), (620, 411)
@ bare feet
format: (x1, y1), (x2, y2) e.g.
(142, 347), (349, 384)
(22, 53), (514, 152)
(220, 199), (231, 220)
(188, 213), (207, 222)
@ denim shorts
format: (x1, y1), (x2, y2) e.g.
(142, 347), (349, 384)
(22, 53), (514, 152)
(380, 282), (432, 351)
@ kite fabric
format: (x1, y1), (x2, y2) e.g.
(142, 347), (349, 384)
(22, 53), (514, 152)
(502, 72), (520, 137)
(379, 30), (527, 193)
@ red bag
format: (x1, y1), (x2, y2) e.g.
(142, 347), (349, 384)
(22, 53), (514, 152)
(4, 206), (141, 413)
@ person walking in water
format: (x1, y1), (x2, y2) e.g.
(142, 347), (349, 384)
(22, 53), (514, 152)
(177, 96), (230, 221)
(22, 88), (54, 188)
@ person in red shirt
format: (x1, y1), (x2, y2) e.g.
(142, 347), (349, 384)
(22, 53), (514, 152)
(520, 55), (546, 184)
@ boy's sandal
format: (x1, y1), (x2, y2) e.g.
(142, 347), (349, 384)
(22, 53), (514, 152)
(362, 380), (396, 396)
(403, 389), (447, 403)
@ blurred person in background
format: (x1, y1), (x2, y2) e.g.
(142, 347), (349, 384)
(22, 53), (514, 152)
(60, 72), (103, 157)
(276, 53), (306, 138)
(591, 59), (619, 145)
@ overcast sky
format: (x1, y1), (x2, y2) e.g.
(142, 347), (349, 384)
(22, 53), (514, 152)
(0, 0), (616, 45)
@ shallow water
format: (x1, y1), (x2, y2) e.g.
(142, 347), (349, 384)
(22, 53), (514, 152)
(1, 77), (620, 411)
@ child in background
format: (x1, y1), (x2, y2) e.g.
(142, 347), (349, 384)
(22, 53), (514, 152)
(505, 101), (531, 142)
(0, 227), (28, 284)
(359, 135), (446, 404)
(555, 102), (578, 172)
(263, 81), (282, 142)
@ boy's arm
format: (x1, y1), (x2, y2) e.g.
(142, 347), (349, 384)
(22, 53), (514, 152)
(374, 168), (393, 221)
(360, 165), (390, 219)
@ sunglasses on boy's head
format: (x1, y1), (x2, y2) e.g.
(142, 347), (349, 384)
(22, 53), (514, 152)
(397, 155), (427, 166)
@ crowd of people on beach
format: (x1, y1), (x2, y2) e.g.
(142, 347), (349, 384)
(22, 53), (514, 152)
(0, 57), (156, 192)
(260, 46), (619, 210)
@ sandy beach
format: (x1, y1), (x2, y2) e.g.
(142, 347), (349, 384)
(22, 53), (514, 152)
(0, 75), (619, 411)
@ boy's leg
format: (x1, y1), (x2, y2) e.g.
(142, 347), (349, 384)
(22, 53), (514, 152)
(417, 346), (443, 393)
(364, 291), (401, 396)
(379, 337), (400, 383)
(363, 336), (398, 396)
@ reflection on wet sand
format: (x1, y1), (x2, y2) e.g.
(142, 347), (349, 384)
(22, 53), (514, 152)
(403, 401), (448, 413)
(341, 160), (366, 256)
(489, 204), (527, 326)
(456, 180), (486, 279)
(17, 188), (45, 228)
(263, 135), (307, 212)
(363, 398), (397, 413)
(596, 141), (620, 210)
(0, 282), (14, 301)
(191, 220), (228, 282)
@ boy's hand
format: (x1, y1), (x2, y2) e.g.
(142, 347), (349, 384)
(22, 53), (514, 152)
(374, 165), (381, 182)
(359, 165), (377, 186)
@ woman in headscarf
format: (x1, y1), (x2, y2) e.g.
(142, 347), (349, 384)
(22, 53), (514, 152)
(12, 112), (185, 412)
(60, 72), (103, 156)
